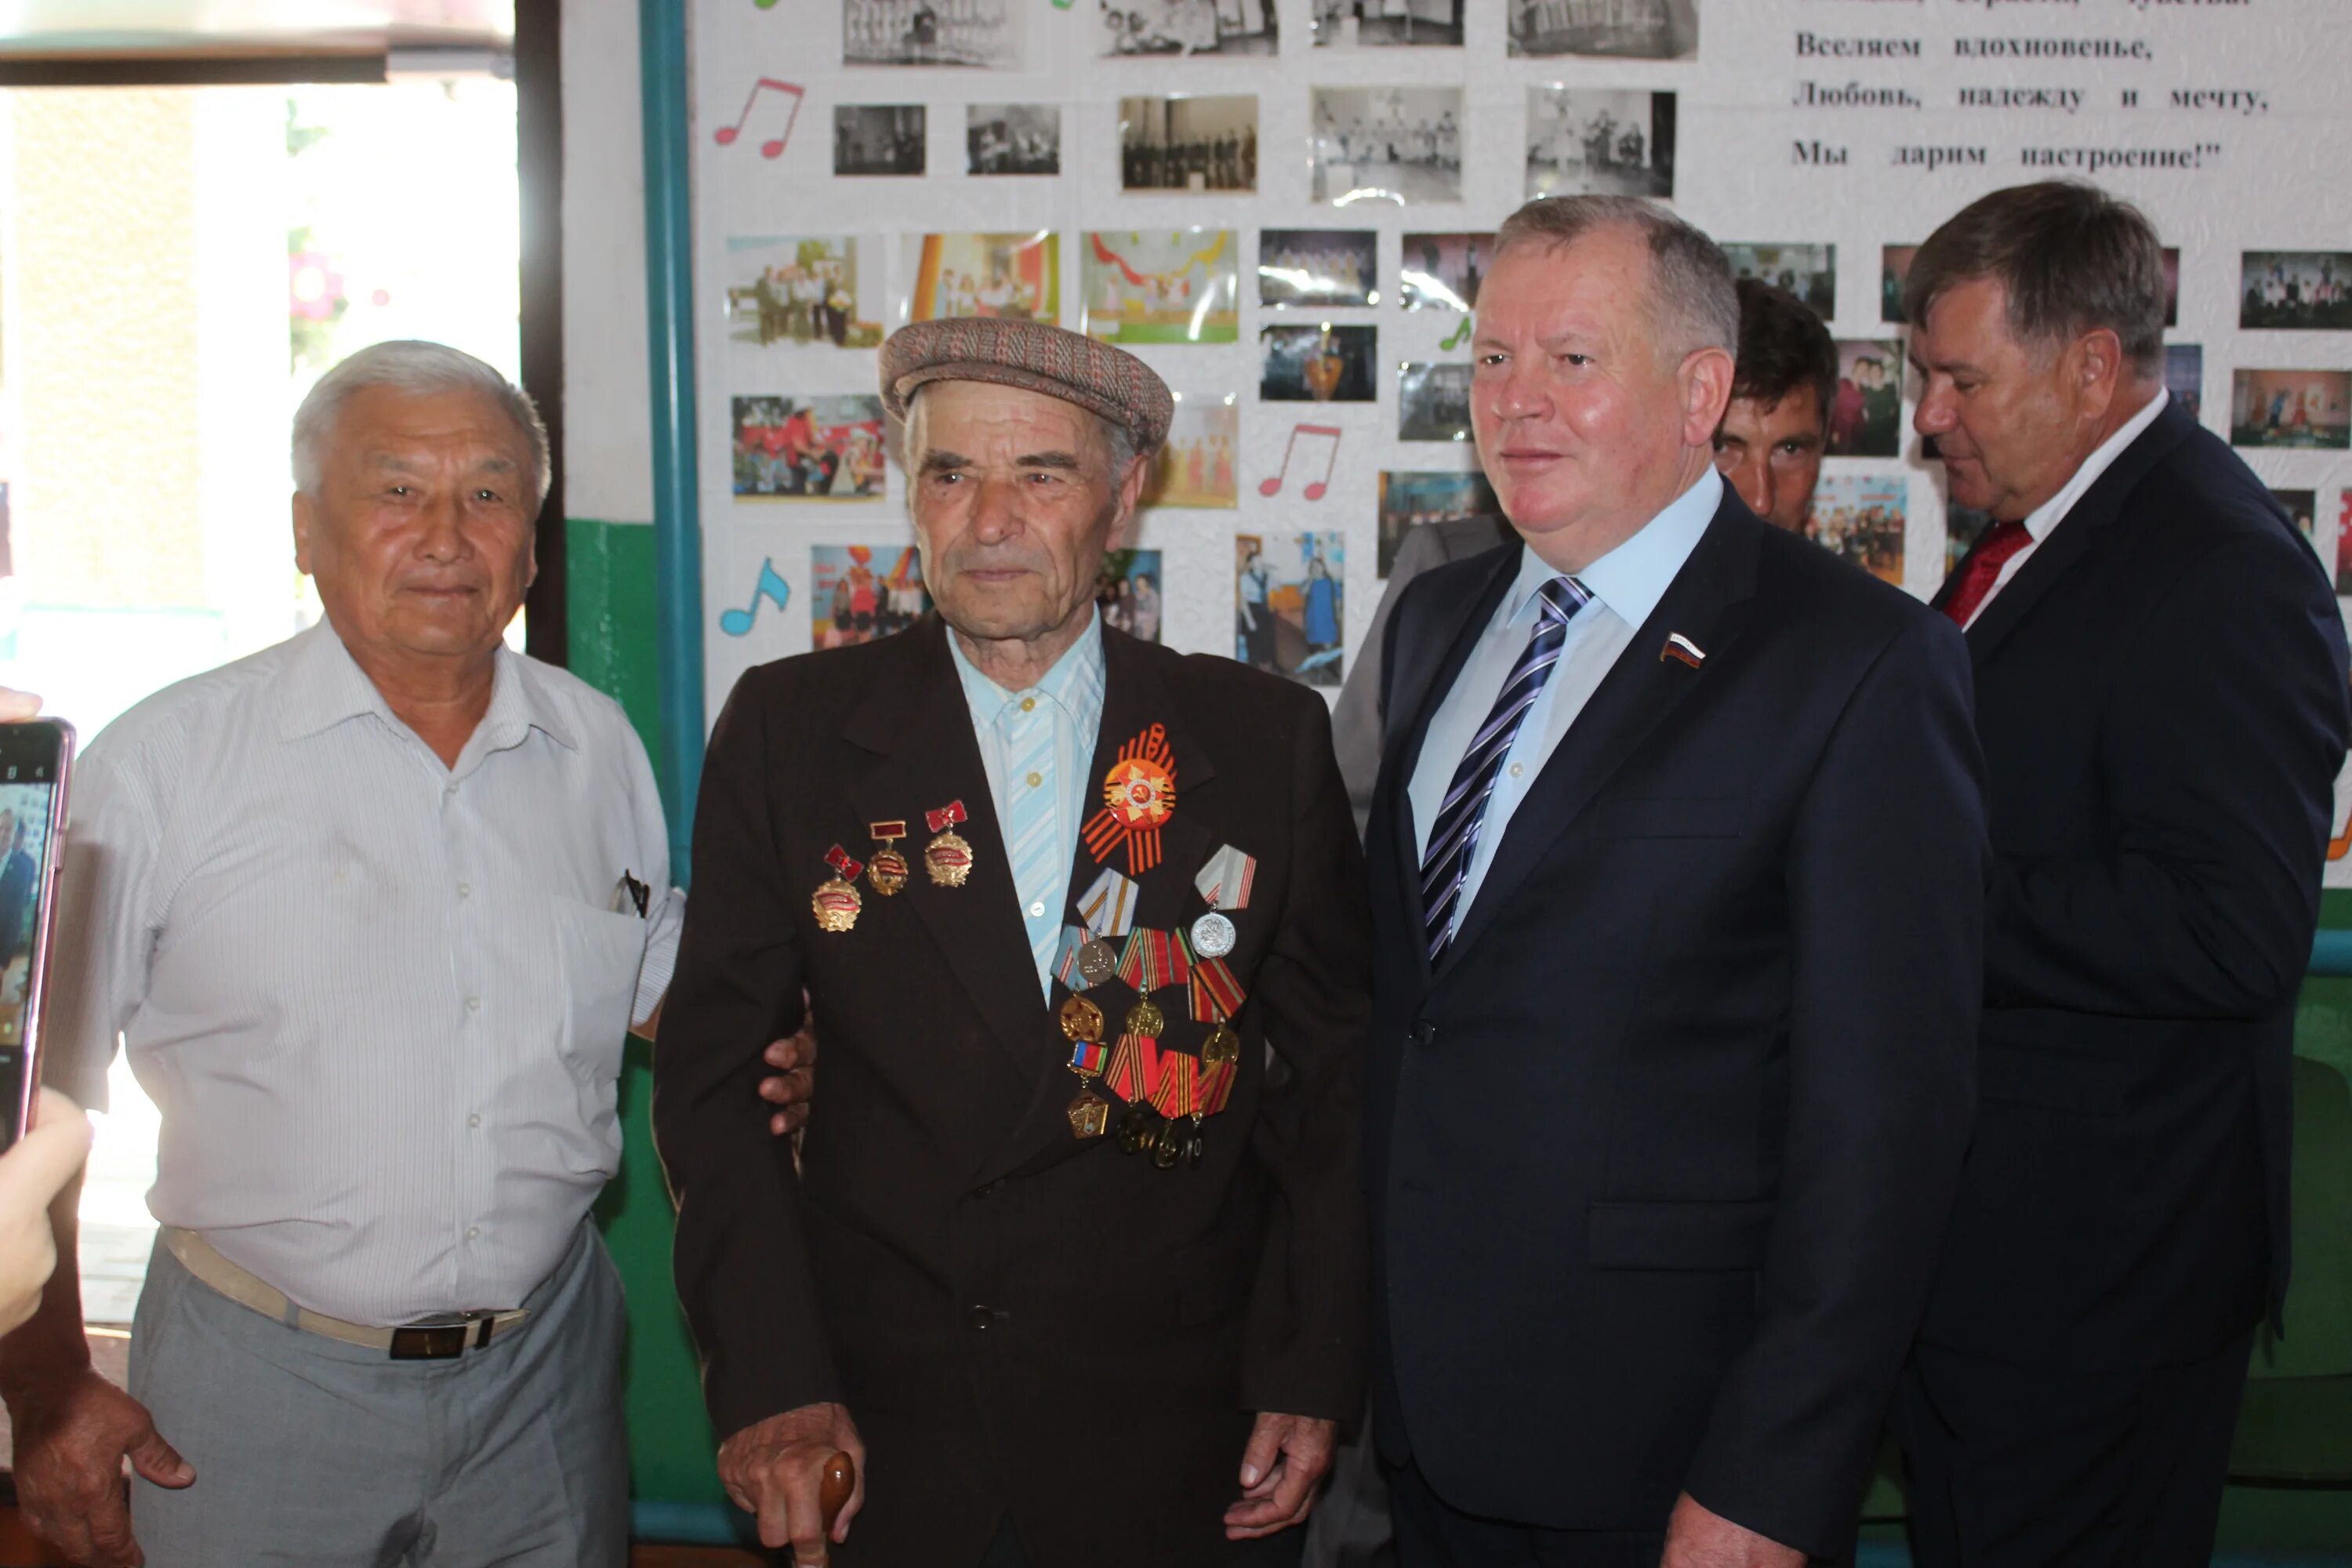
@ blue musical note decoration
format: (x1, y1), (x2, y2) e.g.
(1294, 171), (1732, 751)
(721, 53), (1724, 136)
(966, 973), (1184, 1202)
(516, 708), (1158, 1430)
(720, 557), (792, 635)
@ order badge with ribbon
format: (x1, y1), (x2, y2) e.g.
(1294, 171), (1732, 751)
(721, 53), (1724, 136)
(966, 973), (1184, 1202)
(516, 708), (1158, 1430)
(812, 845), (865, 933)
(1082, 724), (1177, 876)
(924, 800), (975, 887)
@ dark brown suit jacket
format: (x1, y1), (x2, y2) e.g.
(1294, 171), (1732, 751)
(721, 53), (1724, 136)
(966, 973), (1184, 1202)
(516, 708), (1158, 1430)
(655, 615), (1371, 1568)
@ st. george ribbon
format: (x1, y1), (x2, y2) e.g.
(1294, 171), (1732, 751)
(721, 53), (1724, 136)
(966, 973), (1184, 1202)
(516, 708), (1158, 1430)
(720, 558), (793, 636)
(1258, 423), (1342, 501)
(713, 77), (805, 159)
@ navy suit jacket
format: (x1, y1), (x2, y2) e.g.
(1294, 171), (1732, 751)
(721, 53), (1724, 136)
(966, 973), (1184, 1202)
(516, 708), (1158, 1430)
(1917, 397), (2351, 1370)
(1365, 488), (1987, 1559)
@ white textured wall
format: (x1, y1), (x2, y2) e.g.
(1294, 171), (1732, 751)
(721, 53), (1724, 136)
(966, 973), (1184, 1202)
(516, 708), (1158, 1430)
(563, 0), (656, 527)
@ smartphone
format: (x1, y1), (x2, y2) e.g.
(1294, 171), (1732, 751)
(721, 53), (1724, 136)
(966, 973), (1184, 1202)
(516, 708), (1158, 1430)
(0, 720), (73, 1152)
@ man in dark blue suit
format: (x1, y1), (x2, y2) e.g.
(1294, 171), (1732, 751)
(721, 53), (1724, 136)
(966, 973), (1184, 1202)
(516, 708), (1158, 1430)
(1364, 196), (1989, 1566)
(1893, 183), (2352, 1567)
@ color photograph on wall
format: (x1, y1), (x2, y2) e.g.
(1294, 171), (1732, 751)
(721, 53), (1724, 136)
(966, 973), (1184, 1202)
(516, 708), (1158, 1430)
(811, 544), (930, 648)
(2241, 252), (2352, 330)
(1308, 86), (1463, 205)
(1509, 0), (1697, 59)
(2271, 488), (2318, 540)
(2231, 369), (2352, 450)
(2165, 344), (2204, 419)
(1398, 361), (1473, 440)
(1827, 340), (1903, 459)
(967, 103), (1059, 174)
(1378, 469), (1498, 575)
(1236, 531), (1345, 685)
(1399, 232), (1493, 312)
(845, 0), (1021, 67)
(1526, 87), (1674, 199)
(1098, 548), (1166, 642)
(1081, 229), (1241, 344)
(2336, 491), (2352, 595)
(1120, 95), (1258, 192)
(906, 231), (1058, 323)
(1806, 473), (1905, 585)
(725, 236), (884, 349)
(1146, 397), (1240, 506)
(1311, 0), (1465, 47)
(1724, 242), (1835, 320)
(731, 395), (888, 499)
(1098, 0), (1278, 56)
(1259, 229), (1379, 308)
(1261, 324), (1377, 401)
(1880, 244), (1918, 324)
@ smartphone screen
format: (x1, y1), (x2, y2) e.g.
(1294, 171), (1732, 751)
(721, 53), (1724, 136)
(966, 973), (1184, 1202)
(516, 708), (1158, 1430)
(0, 720), (71, 1152)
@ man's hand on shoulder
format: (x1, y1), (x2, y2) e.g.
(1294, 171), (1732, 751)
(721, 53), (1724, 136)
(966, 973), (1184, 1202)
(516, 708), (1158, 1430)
(1661, 1493), (1806, 1568)
(1224, 1412), (1336, 1540)
(717, 1400), (865, 1565)
(5, 1364), (193, 1568)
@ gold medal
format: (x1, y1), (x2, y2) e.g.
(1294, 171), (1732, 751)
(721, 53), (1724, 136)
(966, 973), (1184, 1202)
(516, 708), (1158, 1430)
(924, 800), (975, 886)
(1201, 1023), (1240, 1068)
(1125, 994), (1167, 1037)
(1068, 1087), (1111, 1139)
(814, 845), (866, 933)
(867, 820), (909, 895)
(1060, 994), (1106, 1043)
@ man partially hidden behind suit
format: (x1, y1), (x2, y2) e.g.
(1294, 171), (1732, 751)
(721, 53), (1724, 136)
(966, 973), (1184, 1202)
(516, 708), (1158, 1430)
(654, 318), (1370, 1568)
(1893, 183), (2352, 1568)
(1364, 196), (1987, 1566)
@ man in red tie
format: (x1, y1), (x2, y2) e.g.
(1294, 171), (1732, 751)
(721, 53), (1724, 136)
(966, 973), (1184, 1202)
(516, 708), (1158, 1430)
(1896, 182), (2351, 1568)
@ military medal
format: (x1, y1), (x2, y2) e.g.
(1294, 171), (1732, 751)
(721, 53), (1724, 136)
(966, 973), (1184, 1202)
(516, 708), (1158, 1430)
(1189, 844), (1256, 958)
(1065, 1040), (1111, 1140)
(1189, 911), (1236, 958)
(1059, 993), (1105, 1044)
(1200, 1022), (1240, 1068)
(1074, 867), (1136, 983)
(812, 845), (865, 933)
(924, 800), (975, 887)
(867, 820), (910, 895)
(1079, 939), (1120, 985)
(1117, 929), (1185, 1037)
(1145, 1044), (1203, 1169)
(1053, 927), (1097, 992)
(1081, 724), (1178, 876)
(1190, 953), (1247, 1026)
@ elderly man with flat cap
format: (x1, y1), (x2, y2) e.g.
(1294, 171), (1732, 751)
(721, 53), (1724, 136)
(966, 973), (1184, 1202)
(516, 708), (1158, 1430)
(654, 318), (1372, 1568)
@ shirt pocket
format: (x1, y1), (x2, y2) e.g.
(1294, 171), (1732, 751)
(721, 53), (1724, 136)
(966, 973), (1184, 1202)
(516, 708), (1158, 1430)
(549, 895), (648, 1091)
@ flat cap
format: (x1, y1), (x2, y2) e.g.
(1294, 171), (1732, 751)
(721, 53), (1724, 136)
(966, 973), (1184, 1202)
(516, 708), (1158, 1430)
(879, 317), (1173, 456)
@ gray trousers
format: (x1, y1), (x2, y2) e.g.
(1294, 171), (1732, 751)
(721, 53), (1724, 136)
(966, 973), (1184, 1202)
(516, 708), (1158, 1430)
(128, 1223), (628, 1568)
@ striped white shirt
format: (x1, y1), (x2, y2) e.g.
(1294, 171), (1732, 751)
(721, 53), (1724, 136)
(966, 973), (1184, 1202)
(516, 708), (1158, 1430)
(48, 620), (681, 1325)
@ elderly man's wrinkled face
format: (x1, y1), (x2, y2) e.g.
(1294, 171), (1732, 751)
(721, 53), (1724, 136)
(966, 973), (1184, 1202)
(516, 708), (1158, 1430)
(293, 385), (537, 671)
(907, 380), (1146, 646)
(1471, 227), (1730, 553)
(1714, 387), (1827, 532)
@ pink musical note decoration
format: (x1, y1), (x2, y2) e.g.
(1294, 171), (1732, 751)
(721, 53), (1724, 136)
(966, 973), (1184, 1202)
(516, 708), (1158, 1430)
(714, 77), (805, 159)
(1258, 423), (1343, 501)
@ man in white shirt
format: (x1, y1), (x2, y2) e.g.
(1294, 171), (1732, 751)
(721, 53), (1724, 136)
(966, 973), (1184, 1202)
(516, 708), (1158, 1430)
(0, 340), (682, 1568)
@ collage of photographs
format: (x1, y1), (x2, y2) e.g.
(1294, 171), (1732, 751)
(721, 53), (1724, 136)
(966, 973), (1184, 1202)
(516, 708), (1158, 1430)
(707, 0), (2350, 699)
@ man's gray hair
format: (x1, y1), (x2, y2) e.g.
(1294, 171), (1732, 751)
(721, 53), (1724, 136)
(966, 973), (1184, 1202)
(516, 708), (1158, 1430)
(1493, 195), (1740, 359)
(292, 339), (552, 503)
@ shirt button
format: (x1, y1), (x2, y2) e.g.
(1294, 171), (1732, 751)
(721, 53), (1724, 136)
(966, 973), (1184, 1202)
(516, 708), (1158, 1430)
(1509, 763), (1525, 779)
(467, 1113), (482, 1128)
(457, 882), (471, 899)
(966, 1305), (999, 1330)
(1029, 901), (1046, 917)
(466, 1225), (481, 1240)
(1025, 771), (1044, 788)
(1020, 697), (1037, 713)
(465, 996), (481, 1013)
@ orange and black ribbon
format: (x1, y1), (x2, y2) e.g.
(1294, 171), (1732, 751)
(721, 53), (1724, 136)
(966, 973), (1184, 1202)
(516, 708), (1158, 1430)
(1082, 724), (1178, 875)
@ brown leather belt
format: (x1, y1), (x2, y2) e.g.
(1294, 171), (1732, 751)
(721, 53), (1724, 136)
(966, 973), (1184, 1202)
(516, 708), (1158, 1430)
(162, 1227), (532, 1360)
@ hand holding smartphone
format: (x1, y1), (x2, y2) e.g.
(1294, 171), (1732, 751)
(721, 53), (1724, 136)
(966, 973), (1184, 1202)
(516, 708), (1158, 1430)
(0, 714), (74, 1152)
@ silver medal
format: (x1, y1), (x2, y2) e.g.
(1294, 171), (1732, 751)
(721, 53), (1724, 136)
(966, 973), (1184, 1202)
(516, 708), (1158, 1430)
(1189, 910), (1236, 958)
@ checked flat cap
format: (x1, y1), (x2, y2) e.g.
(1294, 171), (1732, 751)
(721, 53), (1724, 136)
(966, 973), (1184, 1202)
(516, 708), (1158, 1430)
(879, 317), (1173, 455)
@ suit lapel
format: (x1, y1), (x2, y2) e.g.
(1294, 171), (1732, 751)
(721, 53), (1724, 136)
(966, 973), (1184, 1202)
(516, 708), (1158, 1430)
(844, 617), (1052, 1081)
(1953, 397), (2197, 665)
(975, 627), (1216, 1185)
(1436, 497), (1762, 975)
(1379, 541), (1521, 981)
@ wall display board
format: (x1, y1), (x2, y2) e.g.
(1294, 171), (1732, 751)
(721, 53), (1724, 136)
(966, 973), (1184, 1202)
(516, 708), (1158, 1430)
(684, 0), (2352, 871)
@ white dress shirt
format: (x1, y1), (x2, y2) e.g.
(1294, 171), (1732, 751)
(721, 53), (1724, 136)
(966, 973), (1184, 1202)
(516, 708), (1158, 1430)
(49, 621), (681, 1324)
(1410, 466), (1720, 937)
(1961, 388), (2168, 630)
(949, 609), (1109, 995)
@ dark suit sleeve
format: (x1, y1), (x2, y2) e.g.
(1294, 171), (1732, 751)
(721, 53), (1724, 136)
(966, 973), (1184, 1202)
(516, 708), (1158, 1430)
(1986, 531), (2350, 1018)
(1335, 524), (1454, 836)
(1239, 692), (1374, 1421)
(1684, 611), (1986, 1558)
(651, 669), (838, 1441)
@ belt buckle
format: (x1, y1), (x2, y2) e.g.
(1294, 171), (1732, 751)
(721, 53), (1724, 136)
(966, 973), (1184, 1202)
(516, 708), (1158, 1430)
(387, 1312), (488, 1360)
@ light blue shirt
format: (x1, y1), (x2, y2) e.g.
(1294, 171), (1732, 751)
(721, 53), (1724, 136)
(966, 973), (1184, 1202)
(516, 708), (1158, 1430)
(950, 609), (1110, 995)
(1409, 466), (1722, 938)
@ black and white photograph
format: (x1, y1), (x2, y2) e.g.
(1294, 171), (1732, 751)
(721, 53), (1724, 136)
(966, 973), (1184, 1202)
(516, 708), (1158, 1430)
(1120, 95), (1258, 193)
(967, 103), (1059, 175)
(2241, 252), (2352, 331)
(1099, 0), (1277, 56)
(1259, 230), (1378, 308)
(1725, 243), (1835, 320)
(834, 104), (927, 176)
(1398, 361), (1474, 441)
(1508, 0), (1697, 60)
(1312, 0), (1465, 47)
(1526, 86), (1674, 200)
(844, 0), (1022, 67)
(1260, 325), (1377, 401)
(1308, 86), (1463, 205)
(1400, 232), (1493, 311)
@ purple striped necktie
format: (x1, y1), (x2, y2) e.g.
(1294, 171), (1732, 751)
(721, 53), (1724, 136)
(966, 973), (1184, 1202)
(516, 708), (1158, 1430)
(1418, 574), (1592, 960)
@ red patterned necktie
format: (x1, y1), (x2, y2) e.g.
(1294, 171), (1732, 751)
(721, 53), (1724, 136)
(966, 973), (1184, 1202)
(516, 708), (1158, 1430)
(1941, 519), (2033, 628)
